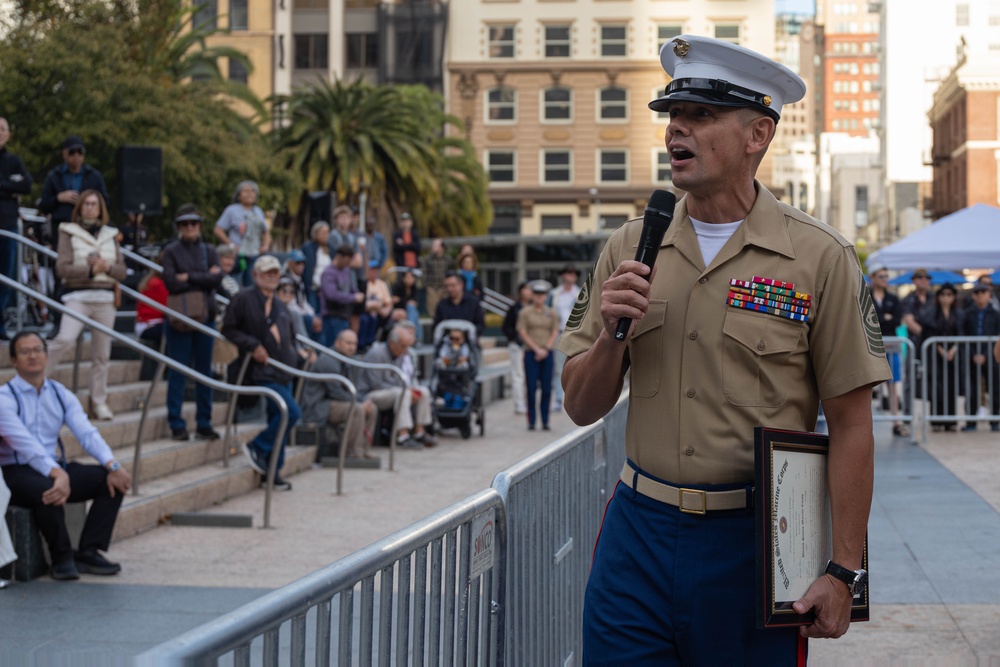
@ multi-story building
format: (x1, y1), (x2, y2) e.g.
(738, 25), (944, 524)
(206, 1), (787, 235)
(876, 0), (1000, 236)
(772, 14), (818, 214)
(928, 51), (1000, 218)
(816, 0), (880, 137)
(446, 0), (776, 235)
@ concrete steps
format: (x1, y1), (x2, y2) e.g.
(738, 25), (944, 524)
(2, 332), (513, 549)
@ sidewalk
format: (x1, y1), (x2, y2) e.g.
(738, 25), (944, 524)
(2, 398), (999, 662)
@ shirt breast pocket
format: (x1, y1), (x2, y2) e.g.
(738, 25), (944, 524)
(722, 308), (805, 407)
(629, 300), (667, 397)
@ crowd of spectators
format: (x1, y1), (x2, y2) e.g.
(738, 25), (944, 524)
(870, 266), (1000, 433)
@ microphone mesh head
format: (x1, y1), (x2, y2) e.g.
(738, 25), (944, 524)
(648, 189), (676, 212)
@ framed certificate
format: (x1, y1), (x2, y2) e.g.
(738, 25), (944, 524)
(753, 427), (870, 629)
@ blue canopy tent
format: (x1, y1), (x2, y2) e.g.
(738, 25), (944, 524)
(866, 204), (1000, 271)
(888, 270), (969, 286)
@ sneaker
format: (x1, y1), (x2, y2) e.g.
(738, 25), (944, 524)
(415, 432), (437, 447)
(50, 559), (80, 581)
(962, 424), (977, 432)
(515, 403), (527, 415)
(74, 549), (121, 576)
(542, 424), (551, 431)
(551, 401), (562, 412)
(398, 436), (422, 449)
(528, 424), (536, 431)
(0, 578), (11, 589)
(195, 427), (221, 441)
(241, 442), (266, 475)
(261, 474), (292, 491)
(171, 429), (190, 441)
(92, 403), (114, 421)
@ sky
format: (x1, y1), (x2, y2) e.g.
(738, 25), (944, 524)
(776, 0), (816, 15)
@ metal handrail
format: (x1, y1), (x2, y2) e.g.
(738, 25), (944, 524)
(482, 286), (514, 308)
(120, 282), (358, 497)
(296, 334), (411, 472)
(0, 272), (290, 528)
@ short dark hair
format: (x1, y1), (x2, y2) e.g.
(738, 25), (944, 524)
(335, 244), (355, 257)
(10, 331), (46, 358)
(444, 270), (459, 279)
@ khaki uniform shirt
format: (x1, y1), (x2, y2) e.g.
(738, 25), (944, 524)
(518, 305), (560, 349)
(558, 183), (891, 485)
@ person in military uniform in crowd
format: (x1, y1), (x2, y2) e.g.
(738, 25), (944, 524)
(558, 35), (891, 664)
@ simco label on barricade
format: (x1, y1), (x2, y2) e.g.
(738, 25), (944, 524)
(471, 509), (496, 579)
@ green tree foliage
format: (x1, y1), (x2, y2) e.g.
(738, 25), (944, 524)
(276, 78), (491, 238)
(0, 0), (299, 240)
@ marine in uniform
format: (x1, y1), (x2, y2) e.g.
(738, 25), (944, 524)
(558, 35), (891, 665)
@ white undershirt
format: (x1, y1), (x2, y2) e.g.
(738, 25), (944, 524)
(689, 216), (744, 267)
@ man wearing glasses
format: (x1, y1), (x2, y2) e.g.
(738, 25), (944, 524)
(38, 135), (110, 228)
(0, 331), (131, 580)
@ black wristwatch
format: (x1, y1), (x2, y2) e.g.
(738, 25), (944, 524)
(825, 560), (868, 596)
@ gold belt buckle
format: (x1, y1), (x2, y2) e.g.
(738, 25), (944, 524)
(678, 488), (707, 515)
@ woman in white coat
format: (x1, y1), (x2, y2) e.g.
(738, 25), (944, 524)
(44, 189), (126, 420)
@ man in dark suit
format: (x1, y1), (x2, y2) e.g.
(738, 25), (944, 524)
(962, 281), (1000, 431)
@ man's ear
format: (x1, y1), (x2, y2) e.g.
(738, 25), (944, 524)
(747, 115), (776, 154)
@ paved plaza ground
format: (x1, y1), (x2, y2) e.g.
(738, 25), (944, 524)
(2, 395), (999, 663)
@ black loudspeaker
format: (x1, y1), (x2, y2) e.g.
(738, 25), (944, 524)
(116, 145), (163, 215)
(308, 190), (333, 225)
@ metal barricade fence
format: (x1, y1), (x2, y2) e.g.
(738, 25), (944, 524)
(138, 400), (630, 666)
(869, 336), (917, 432)
(492, 399), (627, 667)
(919, 335), (1000, 442)
(137, 489), (506, 666)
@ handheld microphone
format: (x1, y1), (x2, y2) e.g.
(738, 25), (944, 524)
(614, 189), (677, 342)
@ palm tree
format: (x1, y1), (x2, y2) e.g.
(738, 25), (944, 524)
(276, 78), (490, 237)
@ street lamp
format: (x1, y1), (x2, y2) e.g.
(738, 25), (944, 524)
(589, 187), (601, 232)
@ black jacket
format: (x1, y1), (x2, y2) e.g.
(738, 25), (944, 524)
(962, 306), (1000, 360)
(871, 289), (902, 338)
(0, 147), (32, 229)
(38, 164), (109, 224)
(392, 228), (421, 268)
(222, 286), (300, 385)
(433, 293), (485, 337)
(161, 238), (223, 321)
(502, 301), (524, 345)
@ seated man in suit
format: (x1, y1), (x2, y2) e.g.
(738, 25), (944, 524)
(300, 329), (379, 464)
(0, 331), (132, 580)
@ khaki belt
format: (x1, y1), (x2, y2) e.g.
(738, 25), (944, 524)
(619, 462), (750, 515)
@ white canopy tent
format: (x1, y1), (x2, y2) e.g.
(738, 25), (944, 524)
(866, 204), (1000, 271)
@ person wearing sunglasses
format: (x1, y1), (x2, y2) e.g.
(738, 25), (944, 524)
(38, 135), (109, 229)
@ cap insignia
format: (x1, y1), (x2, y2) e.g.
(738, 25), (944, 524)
(762, 95), (772, 107)
(673, 38), (690, 58)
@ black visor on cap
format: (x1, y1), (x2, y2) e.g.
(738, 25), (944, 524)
(648, 78), (779, 121)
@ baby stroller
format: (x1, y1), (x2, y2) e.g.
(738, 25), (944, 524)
(430, 319), (485, 439)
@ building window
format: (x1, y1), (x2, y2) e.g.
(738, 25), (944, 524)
(599, 87), (628, 121)
(193, 0), (217, 30)
(714, 23), (741, 44)
(545, 25), (571, 58)
(854, 185), (869, 227)
(486, 151), (516, 184)
(543, 88), (572, 122)
(657, 23), (683, 54)
(228, 58), (248, 84)
(346, 33), (379, 69)
(294, 34), (328, 70)
(654, 150), (672, 184)
(488, 24), (515, 59)
(651, 87), (669, 122)
(487, 87), (516, 122)
(542, 150), (572, 183)
(602, 214), (628, 230)
(541, 215), (573, 232)
(229, 0), (247, 30)
(490, 205), (521, 234)
(599, 150), (628, 183)
(601, 24), (627, 57)
(957, 3), (970, 25)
